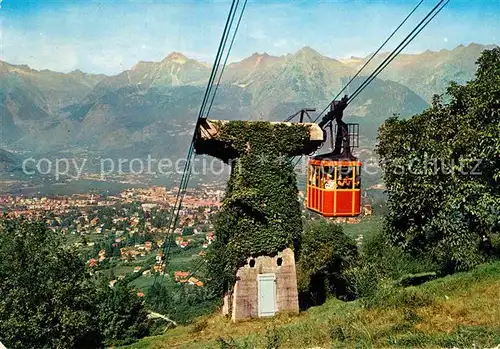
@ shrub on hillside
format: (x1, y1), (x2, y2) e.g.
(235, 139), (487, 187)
(297, 220), (358, 308)
(361, 285), (435, 310)
(147, 282), (220, 324)
(346, 230), (437, 299)
(361, 229), (437, 279)
(97, 283), (150, 346)
(491, 233), (500, 257)
(0, 218), (104, 349)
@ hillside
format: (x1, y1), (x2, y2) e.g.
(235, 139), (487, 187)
(0, 61), (105, 113)
(91, 52), (210, 92)
(343, 43), (499, 101)
(0, 149), (20, 172)
(233, 47), (356, 115)
(0, 61), (105, 145)
(0, 148), (37, 177)
(123, 261), (500, 349)
(1, 43), (492, 160)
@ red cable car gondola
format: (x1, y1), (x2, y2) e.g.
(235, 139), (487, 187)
(306, 96), (362, 217)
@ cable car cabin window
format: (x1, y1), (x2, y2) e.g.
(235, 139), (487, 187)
(308, 165), (315, 186)
(354, 166), (361, 189)
(317, 166), (325, 189)
(309, 165), (313, 186)
(322, 165), (334, 177)
(323, 166), (335, 190)
(320, 170), (326, 189)
(314, 166), (319, 187)
(309, 165), (320, 187)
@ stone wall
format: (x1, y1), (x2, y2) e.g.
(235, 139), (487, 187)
(223, 248), (299, 322)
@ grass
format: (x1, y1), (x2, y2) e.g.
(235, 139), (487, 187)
(338, 215), (383, 240)
(121, 261), (500, 349)
(129, 274), (157, 294)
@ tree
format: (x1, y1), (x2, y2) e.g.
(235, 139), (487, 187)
(146, 282), (219, 324)
(97, 283), (149, 346)
(376, 48), (500, 274)
(182, 227), (195, 236)
(0, 218), (103, 349)
(0, 217), (151, 348)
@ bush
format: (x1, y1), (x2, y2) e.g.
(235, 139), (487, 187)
(344, 230), (435, 300)
(491, 233), (500, 257)
(361, 229), (437, 280)
(97, 283), (150, 346)
(297, 220), (358, 307)
(0, 217), (151, 349)
(146, 282), (220, 324)
(344, 263), (382, 299)
(362, 286), (435, 310)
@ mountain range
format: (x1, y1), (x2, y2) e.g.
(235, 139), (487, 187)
(0, 43), (496, 169)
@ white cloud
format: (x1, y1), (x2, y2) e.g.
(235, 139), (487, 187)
(273, 39), (288, 48)
(248, 28), (268, 40)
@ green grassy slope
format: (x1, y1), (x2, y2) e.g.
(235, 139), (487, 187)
(122, 261), (500, 349)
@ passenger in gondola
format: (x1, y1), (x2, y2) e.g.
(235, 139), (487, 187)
(337, 177), (345, 188)
(344, 176), (352, 188)
(354, 175), (361, 188)
(342, 172), (355, 189)
(325, 174), (335, 189)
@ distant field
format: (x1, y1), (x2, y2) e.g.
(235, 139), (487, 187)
(123, 261), (500, 349)
(96, 242), (207, 295)
(336, 215), (383, 240)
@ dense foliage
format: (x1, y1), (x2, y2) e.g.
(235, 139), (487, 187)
(297, 220), (358, 307)
(205, 121), (311, 296)
(97, 283), (150, 346)
(0, 218), (103, 348)
(376, 48), (500, 274)
(0, 217), (150, 348)
(346, 228), (437, 303)
(147, 282), (220, 324)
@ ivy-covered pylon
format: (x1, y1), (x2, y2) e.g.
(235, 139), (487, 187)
(205, 121), (311, 296)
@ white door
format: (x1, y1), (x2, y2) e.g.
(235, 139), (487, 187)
(258, 273), (276, 317)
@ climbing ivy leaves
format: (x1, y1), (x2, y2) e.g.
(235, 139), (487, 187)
(205, 121), (311, 296)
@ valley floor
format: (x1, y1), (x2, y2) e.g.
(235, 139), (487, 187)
(121, 261), (500, 349)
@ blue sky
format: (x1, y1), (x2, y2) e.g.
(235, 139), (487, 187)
(1, 0), (499, 75)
